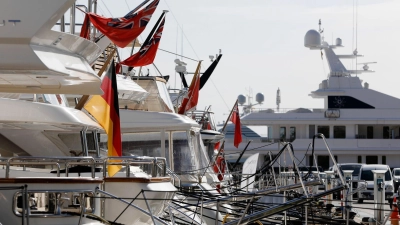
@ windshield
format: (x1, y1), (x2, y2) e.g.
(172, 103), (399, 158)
(360, 169), (391, 181)
(340, 165), (362, 176)
(394, 170), (400, 176)
(172, 129), (209, 175)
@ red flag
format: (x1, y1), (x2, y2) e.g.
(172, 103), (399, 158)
(214, 142), (220, 151)
(178, 62), (201, 114)
(80, 0), (160, 48)
(230, 101), (242, 148)
(178, 74), (200, 114)
(84, 61), (122, 176)
(118, 17), (165, 68)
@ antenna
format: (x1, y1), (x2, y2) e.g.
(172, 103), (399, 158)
(276, 88), (281, 112)
(357, 62), (377, 71)
(238, 88), (264, 116)
(318, 19), (325, 41)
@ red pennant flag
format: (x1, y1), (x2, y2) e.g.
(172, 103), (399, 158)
(178, 62), (201, 114)
(80, 0), (160, 48)
(118, 17), (165, 68)
(230, 101), (242, 148)
(84, 61), (122, 176)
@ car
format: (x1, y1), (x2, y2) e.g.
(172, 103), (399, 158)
(331, 163), (364, 180)
(392, 168), (400, 192)
(357, 164), (394, 204)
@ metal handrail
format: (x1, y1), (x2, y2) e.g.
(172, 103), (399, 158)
(1, 162), (61, 178)
(104, 156), (167, 178)
(4, 156), (96, 178)
(1, 156), (168, 179)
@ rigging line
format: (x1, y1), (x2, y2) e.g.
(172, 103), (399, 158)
(124, 0), (131, 11)
(355, 0), (358, 76)
(352, 0), (355, 70)
(97, 5), (106, 16)
(99, 0), (113, 17)
(163, 0), (199, 60)
(158, 48), (198, 61)
(175, 24), (178, 89)
(208, 78), (231, 111)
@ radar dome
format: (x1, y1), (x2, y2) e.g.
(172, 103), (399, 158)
(256, 93), (264, 104)
(238, 94), (246, 105)
(336, 38), (342, 46)
(304, 30), (321, 48)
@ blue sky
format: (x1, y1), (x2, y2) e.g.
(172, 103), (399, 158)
(76, 0), (400, 124)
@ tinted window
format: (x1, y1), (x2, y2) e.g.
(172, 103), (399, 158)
(334, 126), (346, 138)
(394, 170), (400, 176)
(298, 166), (323, 172)
(340, 165), (362, 176)
(360, 169), (391, 181)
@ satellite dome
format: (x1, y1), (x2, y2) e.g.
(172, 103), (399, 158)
(256, 93), (264, 104)
(304, 29), (321, 48)
(238, 94), (246, 105)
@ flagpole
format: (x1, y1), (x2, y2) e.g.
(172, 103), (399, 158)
(221, 99), (239, 133)
(124, 0), (151, 17)
(141, 10), (168, 49)
(75, 48), (116, 110)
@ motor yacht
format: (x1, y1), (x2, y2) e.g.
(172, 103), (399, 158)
(0, 1), (176, 224)
(228, 24), (400, 172)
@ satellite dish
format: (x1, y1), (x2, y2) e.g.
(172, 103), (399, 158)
(255, 93), (264, 104)
(238, 94), (246, 105)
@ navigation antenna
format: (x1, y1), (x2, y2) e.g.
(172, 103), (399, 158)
(319, 19), (325, 59)
(276, 88), (281, 112)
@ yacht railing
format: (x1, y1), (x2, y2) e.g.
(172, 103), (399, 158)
(104, 156), (167, 178)
(0, 156), (168, 179)
(1, 156), (96, 178)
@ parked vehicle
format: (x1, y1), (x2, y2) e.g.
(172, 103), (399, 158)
(330, 163), (364, 199)
(357, 164), (394, 204)
(392, 168), (400, 192)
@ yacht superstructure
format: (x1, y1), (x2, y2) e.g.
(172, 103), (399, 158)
(234, 25), (400, 171)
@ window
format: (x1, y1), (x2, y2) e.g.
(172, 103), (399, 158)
(317, 126), (330, 138)
(383, 126), (390, 139)
(382, 156), (386, 165)
(334, 155), (338, 163)
(309, 125), (315, 138)
(280, 127), (286, 141)
(357, 156), (362, 163)
(290, 127), (296, 141)
(367, 126), (373, 139)
(318, 155), (330, 171)
(366, 156), (378, 164)
(333, 126), (346, 138)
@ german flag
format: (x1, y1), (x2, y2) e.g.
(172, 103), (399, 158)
(84, 61), (122, 176)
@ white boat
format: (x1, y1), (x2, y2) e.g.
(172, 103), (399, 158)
(228, 23), (400, 171)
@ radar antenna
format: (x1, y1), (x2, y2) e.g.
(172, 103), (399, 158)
(357, 62), (377, 71)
